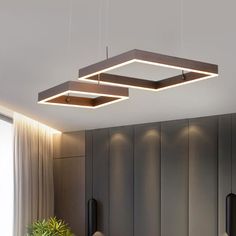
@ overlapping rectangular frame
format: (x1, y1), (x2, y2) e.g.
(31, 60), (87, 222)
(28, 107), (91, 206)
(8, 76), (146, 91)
(38, 81), (129, 109)
(78, 49), (218, 91)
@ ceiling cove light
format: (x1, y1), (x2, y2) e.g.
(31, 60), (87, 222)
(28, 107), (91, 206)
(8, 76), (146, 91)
(38, 81), (129, 109)
(78, 49), (219, 91)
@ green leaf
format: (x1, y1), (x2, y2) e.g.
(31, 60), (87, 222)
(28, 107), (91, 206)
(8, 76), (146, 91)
(26, 217), (75, 236)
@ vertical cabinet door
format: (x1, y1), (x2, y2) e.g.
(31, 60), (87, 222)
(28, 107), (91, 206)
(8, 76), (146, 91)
(134, 123), (161, 236)
(232, 114), (236, 193)
(189, 117), (218, 236)
(218, 115), (231, 236)
(92, 129), (110, 236)
(161, 120), (189, 236)
(54, 157), (85, 236)
(85, 131), (93, 236)
(109, 126), (134, 236)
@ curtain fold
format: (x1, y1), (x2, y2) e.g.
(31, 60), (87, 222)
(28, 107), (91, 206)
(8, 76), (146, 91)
(13, 113), (54, 236)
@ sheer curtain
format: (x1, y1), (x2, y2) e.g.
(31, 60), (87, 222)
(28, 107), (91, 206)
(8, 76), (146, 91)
(13, 113), (54, 236)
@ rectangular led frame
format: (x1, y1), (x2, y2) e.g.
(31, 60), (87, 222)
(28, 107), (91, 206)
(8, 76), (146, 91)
(38, 81), (129, 109)
(78, 49), (218, 91)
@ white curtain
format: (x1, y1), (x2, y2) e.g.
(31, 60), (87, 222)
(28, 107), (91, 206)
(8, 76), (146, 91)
(13, 113), (54, 236)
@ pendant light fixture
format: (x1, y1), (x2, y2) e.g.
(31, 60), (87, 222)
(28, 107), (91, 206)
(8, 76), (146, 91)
(78, 1), (218, 91)
(88, 198), (97, 236)
(38, 0), (219, 109)
(226, 193), (236, 236)
(38, 0), (129, 109)
(78, 49), (218, 91)
(38, 81), (129, 109)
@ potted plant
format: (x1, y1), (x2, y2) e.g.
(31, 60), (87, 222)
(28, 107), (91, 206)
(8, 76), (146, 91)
(27, 217), (75, 236)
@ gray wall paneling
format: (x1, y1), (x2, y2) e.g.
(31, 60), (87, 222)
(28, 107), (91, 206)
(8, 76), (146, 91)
(232, 114), (236, 193)
(54, 157), (85, 236)
(109, 126), (134, 236)
(218, 115), (231, 236)
(84, 113), (236, 236)
(161, 120), (189, 236)
(53, 131), (85, 236)
(189, 117), (218, 236)
(53, 131), (85, 158)
(92, 129), (109, 235)
(85, 131), (93, 236)
(134, 123), (161, 236)
(53, 134), (61, 158)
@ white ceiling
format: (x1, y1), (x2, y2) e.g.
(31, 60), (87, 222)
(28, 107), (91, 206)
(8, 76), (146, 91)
(0, 0), (235, 132)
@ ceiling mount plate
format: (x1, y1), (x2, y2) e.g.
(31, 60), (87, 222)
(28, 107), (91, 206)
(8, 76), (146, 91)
(38, 81), (129, 109)
(78, 49), (218, 91)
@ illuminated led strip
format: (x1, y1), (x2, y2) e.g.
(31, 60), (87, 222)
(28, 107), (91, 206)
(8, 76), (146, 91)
(82, 74), (215, 92)
(78, 49), (218, 91)
(38, 81), (129, 109)
(39, 97), (128, 109)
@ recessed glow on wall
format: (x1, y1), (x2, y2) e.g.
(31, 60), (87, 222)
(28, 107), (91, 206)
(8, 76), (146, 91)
(14, 113), (61, 134)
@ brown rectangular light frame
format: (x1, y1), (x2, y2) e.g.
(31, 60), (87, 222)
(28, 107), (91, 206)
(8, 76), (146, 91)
(38, 81), (129, 108)
(78, 49), (218, 91)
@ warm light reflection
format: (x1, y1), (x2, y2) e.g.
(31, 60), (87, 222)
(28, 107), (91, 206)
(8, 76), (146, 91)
(143, 129), (160, 139)
(39, 89), (129, 104)
(179, 126), (189, 138)
(38, 86), (129, 109)
(14, 113), (61, 134)
(38, 96), (129, 109)
(110, 132), (126, 141)
(93, 231), (104, 236)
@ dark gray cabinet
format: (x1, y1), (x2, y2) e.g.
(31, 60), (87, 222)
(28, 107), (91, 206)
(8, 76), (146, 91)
(85, 114), (236, 236)
(53, 131), (85, 158)
(189, 117), (218, 236)
(109, 126), (134, 236)
(134, 123), (161, 236)
(54, 157), (85, 236)
(85, 131), (93, 236)
(161, 120), (189, 236)
(53, 131), (86, 236)
(232, 114), (236, 193)
(218, 115), (231, 236)
(92, 129), (109, 235)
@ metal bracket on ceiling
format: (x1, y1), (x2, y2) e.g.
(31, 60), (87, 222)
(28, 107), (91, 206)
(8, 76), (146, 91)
(65, 93), (71, 103)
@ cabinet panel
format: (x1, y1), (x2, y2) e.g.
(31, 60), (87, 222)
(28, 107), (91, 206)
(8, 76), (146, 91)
(161, 120), (189, 236)
(218, 115), (231, 236)
(92, 129), (109, 235)
(134, 123), (161, 236)
(189, 117), (218, 236)
(54, 157), (85, 236)
(54, 131), (85, 158)
(109, 126), (134, 236)
(85, 131), (93, 236)
(232, 114), (236, 193)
